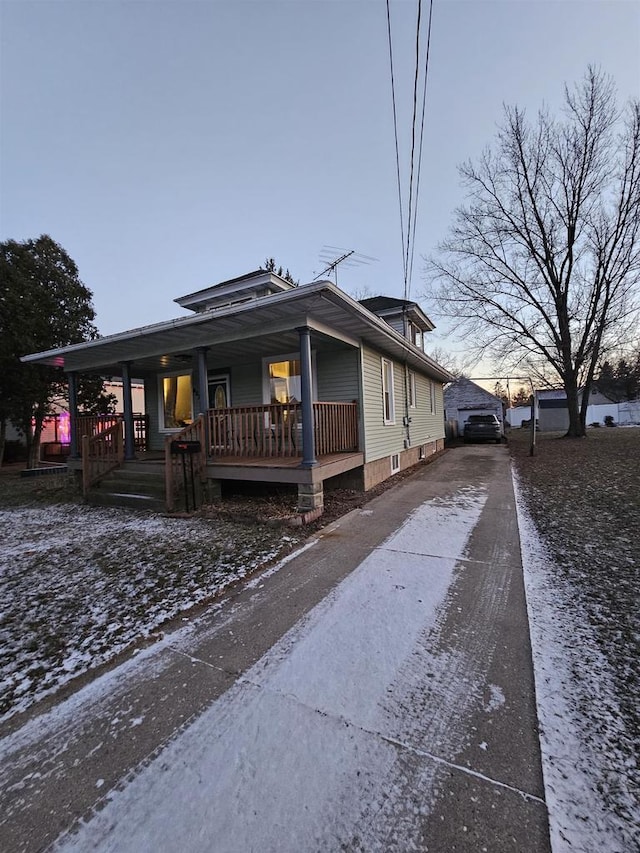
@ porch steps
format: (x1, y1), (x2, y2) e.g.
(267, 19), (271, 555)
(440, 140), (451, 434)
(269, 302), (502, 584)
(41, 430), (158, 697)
(87, 462), (166, 511)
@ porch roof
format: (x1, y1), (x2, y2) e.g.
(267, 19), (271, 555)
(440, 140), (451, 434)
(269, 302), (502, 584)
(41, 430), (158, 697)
(21, 281), (453, 383)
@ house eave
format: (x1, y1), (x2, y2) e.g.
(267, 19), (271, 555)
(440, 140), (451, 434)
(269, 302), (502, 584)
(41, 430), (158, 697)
(21, 281), (453, 382)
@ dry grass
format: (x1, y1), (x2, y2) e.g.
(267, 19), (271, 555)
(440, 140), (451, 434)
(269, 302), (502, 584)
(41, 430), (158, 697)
(509, 427), (640, 757)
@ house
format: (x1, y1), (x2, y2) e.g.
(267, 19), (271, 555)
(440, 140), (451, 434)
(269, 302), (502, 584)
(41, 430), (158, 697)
(537, 386), (625, 431)
(443, 378), (504, 436)
(21, 270), (452, 516)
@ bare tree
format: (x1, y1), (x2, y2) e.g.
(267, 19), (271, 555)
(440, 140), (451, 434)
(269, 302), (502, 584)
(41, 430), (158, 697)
(425, 69), (640, 436)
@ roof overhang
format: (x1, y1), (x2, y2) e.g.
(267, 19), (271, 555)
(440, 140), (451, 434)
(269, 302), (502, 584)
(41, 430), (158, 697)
(21, 281), (453, 382)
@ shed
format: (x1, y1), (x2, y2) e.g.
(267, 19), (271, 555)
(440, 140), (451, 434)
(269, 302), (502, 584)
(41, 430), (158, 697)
(444, 378), (504, 435)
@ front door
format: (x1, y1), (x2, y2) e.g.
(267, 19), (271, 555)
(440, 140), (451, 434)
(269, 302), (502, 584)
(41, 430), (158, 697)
(208, 374), (231, 409)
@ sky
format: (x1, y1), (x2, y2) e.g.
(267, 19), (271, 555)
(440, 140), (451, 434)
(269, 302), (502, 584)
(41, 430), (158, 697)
(1, 0), (639, 363)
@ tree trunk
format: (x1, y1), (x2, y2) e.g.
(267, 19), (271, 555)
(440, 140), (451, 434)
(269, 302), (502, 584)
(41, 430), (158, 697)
(564, 374), (586, 437)
(27, 413), (44, 469)
(0, 418), (6, 467)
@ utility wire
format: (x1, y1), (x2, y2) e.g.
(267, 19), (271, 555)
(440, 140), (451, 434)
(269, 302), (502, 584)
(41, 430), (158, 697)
(386, 0), (435, 303)
(404, 0), (423, 301)
(385, 0), (407, 285)
(407, 0), (434, 295)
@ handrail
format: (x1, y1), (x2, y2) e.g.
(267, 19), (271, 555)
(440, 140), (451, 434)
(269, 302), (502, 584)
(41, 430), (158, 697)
(164, 416), (206, 512)
(207, 402), (358, 458)
(82, 422), (124, 497)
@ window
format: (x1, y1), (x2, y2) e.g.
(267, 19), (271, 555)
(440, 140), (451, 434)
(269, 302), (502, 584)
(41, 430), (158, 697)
(382, 358), (395, 424)
(427, 379), (435, 414)
(160, 372), (193, 430)
(267, 359), (301, 404)
(408, 371), (417, 409)
(391, 453), (400, 474)
(409, 322), (423, 350)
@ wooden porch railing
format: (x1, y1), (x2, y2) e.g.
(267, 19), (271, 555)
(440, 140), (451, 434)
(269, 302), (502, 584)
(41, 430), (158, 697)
(207, 402), (358, 459)
(77, 413), (148, 452)
(313, 401), (358, 455)
(165, 416), (206, 513)
(82, 422), (124, 497)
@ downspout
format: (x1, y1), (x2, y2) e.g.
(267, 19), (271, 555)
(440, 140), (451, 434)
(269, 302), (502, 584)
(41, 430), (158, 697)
(402, 308), (411, 449)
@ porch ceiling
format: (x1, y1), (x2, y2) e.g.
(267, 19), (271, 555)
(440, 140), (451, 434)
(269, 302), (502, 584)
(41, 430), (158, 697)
(21, 281), (453, 382)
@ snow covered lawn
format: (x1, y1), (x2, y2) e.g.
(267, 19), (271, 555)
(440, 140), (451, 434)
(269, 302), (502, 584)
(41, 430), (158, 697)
(0, 479), (301, 723)
(510, 429), (640, 850)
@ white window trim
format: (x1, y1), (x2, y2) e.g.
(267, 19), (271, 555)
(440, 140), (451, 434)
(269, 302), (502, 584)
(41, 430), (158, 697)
(381, 357), (395, 425)
(408, 370), (417, 409)
(157, 370), (194, 433)
(427, 379), (435, 415)
(262, 351), (316, 404)
(391, 453), (401, 474)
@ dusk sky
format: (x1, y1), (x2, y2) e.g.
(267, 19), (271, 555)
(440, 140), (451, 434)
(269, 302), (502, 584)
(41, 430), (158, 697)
(2, 0), (639, 364)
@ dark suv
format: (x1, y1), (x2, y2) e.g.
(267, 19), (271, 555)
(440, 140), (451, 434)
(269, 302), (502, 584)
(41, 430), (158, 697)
(463, 414), (502, 444)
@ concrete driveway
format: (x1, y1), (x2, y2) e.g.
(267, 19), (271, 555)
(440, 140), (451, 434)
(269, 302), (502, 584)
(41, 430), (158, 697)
(0, 444), (550, 852)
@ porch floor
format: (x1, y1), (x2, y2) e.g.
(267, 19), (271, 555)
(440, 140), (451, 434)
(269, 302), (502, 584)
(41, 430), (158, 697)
(206, 451), (365, 485)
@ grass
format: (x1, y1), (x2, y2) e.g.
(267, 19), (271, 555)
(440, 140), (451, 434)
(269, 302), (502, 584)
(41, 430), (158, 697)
(509, 427), (640, 760)
(0, 468), (302, 722)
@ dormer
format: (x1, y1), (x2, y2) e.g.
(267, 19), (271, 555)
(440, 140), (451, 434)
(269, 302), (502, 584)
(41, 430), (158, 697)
(359, 296), (435, 350)
(175, 269), (296, 314)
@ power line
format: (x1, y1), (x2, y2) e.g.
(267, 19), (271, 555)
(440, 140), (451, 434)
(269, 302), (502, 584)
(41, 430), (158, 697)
(408, 0), (434, 295)
(404, 0), (423, 301)
(385, 0), (407, 285)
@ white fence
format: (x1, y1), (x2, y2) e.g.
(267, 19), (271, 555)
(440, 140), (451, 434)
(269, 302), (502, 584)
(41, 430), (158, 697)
(506, 401), (640, 429)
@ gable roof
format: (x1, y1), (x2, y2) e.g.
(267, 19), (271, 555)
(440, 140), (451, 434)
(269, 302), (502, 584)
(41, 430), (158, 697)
(444, 378), (503, 409)
(359, 296), (435, 332)
(175, 270), (295, 313)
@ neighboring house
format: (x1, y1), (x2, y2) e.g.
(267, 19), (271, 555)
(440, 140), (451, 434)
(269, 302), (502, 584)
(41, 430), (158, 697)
(537, 387), (620, 431)
(22, 270), (452, 516)
(444, 378), (504, 436)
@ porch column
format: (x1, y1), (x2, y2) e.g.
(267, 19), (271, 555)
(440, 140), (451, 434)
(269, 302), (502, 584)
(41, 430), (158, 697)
(120, 361), (136, 461)
(297, 326), (317, 468)
(195, 347), (209, 414)
(67, 370), (79, 459)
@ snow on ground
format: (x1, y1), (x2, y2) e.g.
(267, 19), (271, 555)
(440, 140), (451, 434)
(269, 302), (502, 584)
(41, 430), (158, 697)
(0, 504), (301, 722)
(514, 473), (638, 853)
(55, 486), (489, 852)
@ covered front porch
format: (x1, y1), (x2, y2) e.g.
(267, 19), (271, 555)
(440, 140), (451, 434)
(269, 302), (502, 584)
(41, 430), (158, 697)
(75, 398), (364, 515)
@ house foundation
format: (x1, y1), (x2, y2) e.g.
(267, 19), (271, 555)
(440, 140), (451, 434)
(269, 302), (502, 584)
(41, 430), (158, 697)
(297, 481), (324, 513)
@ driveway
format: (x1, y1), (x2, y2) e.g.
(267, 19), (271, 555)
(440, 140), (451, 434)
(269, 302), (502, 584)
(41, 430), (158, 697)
(0, 445), (550, 852)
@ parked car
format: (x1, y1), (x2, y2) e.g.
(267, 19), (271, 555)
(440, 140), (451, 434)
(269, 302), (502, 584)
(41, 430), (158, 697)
(463, 414), (502, 444)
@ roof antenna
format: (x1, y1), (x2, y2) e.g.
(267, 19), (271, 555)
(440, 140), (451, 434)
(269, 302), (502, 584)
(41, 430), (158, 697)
(313, 246), (378, 288)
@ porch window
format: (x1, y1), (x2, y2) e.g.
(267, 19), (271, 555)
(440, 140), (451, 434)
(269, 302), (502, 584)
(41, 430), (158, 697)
(160, 372), (193, 430)
(267, 359), (301, 404)
(382, 358), (395, 424)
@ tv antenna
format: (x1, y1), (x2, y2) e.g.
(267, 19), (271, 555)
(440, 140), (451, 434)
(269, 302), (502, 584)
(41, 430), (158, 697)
(313, 246), (378, 288)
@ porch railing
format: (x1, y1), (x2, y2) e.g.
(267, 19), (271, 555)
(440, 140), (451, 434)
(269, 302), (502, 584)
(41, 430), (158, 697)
(207, 402), (358, 459)
(77, 414), (148, 452)
(165, 416), (206, 512)
(82, 422), (124, 497)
